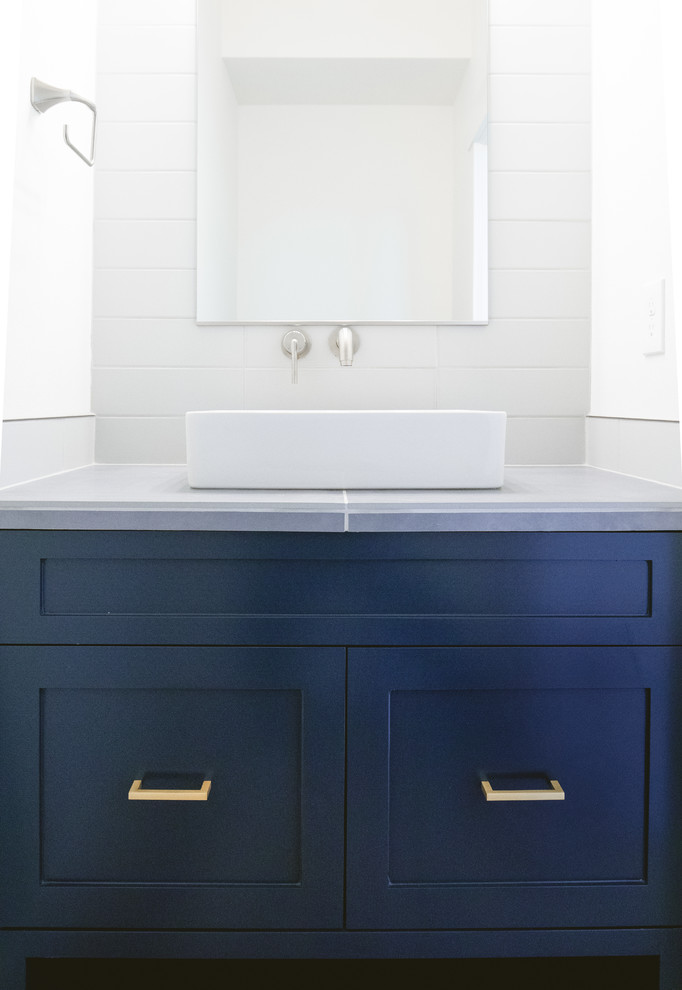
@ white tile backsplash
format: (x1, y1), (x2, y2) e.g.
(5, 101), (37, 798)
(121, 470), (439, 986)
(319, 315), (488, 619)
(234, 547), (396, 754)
(96, 25), (196, 73)
(92, 0), (592, 466)
(95, 172), (196, 219)
(488, 271), (590, 320)
(437, 369), (589, 417)
(489, 75), (590, 123)
(96, 74), (196, 122)
(489, 26), (590, 74)
(489, 172), (591, 221)
(94, 270), (195, 319)
(587, 417), (682, 488)
(92, 368), (244, 416)
(244, 369), (437, 411)
(94, 221), (196, 269)
(0, 417), (95, 488)
(93, 320), (244, 368)
(96, 123), (196, 171)
(489, 221), (590, 270)
(489, 1), (591, 26)
(95, 416), (187, 464)
(97, 0), (196, 27)
(505, 417), (586, 465)
(488, 123), (591, 171)
(437, 320), (590, 369)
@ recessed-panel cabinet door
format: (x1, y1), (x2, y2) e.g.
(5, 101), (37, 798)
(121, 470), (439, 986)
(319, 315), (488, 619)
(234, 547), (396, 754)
(346, 647), (682, 930)
(0, 646), (345, 930)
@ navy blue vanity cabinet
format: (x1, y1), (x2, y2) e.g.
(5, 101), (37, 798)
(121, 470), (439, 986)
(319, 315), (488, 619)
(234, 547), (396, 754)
(346, 646), (682, 930)
(0, 645), (345, 930)
(1, 527), (682, 987)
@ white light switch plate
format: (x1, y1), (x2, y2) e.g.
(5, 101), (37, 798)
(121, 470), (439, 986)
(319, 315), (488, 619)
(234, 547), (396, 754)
(643, 278), (665, 356)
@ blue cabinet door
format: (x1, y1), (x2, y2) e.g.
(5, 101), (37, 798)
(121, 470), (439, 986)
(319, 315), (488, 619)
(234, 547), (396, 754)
(346, 646), (682, 930)
(0, 646), (345, 930)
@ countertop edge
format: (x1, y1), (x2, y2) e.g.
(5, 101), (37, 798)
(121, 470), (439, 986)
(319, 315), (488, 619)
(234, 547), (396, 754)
(1, 503), (682, 532)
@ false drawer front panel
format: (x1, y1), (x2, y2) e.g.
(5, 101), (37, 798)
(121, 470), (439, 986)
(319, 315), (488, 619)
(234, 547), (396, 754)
(346, 647), (682, 930)
(0, 646), (345, 930)
(0, 531), (679, 645)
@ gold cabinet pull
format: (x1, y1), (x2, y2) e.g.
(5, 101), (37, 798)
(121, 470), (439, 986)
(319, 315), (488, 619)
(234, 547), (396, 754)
(128, 778), (212, 801)
(481, 777), (564, 802)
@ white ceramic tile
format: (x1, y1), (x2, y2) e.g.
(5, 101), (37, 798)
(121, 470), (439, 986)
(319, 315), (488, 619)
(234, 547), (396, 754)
(489, 75), (590, 123)
(489, 270), (590, 320)
(489, 0), (590, 27)
(244, 369), (436, 410)
(587, 417), (682, 488)
(95, 417), (187, 463)
(437, 369), (589, 417)
(95, 172), (197, 220)
(504, 417), (586, 464)
(489, 221), (590, 270)
(621, 420), (682, 487)
(93, 320), (244, 368)
(489, 123), (591, 172)
(490, 26), (590, 74)
(437, 320), (590, 369)
(489, 172), (591, 220)
(350, 325), (438, 368)
(94, 220), (196, 269)
(92, 369), (244, 416)
(97, 74), (196, 123)
(62, 417), (97, 470)
(0, 417), (95, 488)
(96, 123), (196, 171)
(585, 417), (621, 473)
(98, 0), (196, 26)
(93, 270), (196, 319)
(0, 420), (64, 487)
(244, 324), (437, 369)
(97, 25), (196, 74)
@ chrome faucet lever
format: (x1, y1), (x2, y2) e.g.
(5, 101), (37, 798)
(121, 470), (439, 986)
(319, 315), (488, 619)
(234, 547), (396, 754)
(281, 328), (309, 384)
(336, 325), (355, 366)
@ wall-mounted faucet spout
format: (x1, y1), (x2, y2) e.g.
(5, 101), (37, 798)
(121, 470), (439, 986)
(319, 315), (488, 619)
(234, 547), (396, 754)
(336, 325), (355, 366)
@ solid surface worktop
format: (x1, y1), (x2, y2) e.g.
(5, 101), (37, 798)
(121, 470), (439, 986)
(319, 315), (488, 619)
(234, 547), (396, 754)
(0, 464), (681, 531)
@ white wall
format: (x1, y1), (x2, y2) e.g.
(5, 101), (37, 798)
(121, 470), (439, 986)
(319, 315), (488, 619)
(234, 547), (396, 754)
(0, 1), (23, 467)
(3, 0), (96, 422)
(93, 0), (591, 466)
(591, 0), (678, 422)
(661, 0), (682, 481)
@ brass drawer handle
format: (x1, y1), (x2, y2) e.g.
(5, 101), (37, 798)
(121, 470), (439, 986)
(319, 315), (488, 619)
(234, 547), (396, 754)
(128, 778), (212, 801)
(481, 777), (564, 802)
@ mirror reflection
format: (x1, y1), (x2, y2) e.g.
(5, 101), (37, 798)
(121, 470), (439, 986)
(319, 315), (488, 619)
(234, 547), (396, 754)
(197, 0), (488, 324)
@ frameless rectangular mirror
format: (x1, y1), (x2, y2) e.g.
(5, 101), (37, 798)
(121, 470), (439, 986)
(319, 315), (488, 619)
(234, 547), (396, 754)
(197, 0), (488, 324)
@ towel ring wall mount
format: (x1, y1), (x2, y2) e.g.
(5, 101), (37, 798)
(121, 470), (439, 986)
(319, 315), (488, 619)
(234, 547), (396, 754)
(30, 77), (97, 167)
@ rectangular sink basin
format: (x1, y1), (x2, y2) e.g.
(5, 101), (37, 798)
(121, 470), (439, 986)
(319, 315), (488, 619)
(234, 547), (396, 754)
(186, 410), (506, 489)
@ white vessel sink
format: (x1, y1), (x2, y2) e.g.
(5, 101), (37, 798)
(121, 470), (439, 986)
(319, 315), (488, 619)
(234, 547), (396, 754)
(186, 409), (506, 490)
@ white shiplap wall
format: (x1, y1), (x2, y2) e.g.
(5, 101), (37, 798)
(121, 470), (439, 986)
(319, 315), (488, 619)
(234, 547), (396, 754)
(93, 0), (591, 465)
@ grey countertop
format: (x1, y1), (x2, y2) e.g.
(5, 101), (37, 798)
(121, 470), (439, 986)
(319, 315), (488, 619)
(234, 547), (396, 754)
(0, 464), (681, 531)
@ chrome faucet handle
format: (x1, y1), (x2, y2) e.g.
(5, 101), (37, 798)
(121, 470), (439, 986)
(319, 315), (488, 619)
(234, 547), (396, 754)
(281, 328), (310, 385)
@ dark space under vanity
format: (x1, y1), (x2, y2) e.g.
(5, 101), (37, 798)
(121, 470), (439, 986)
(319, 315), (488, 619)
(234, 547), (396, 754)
(1, 466), (682, 987)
